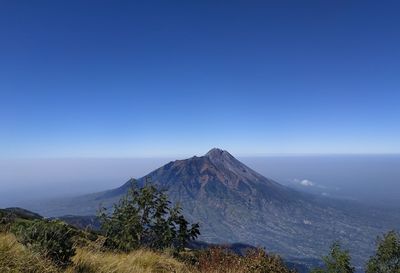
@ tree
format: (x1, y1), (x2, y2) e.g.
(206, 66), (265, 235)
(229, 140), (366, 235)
(98, 179), (200, 252)
(311, 242), (355, 273)
(366, 230), (400, 273)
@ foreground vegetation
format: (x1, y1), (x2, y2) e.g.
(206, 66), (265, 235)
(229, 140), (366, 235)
(0, 182), (296, 273)
(0, 233), (60, 273)
(0, 231), (298, 273)
(1, 182), (399, 272)
(0, 232), (190, 273)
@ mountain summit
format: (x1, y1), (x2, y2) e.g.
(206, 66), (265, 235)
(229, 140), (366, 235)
(205, 147), (232, 159)
(29, 149), (398, 267)
(204, 148), (270, 186)
(112, 148), (297, 205)
(202, 148), (294, 198)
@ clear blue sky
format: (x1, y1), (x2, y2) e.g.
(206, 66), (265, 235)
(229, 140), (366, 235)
(1, 0), (399, 157)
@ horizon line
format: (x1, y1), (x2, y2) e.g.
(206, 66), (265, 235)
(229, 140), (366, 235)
(2, 152), (400, 160)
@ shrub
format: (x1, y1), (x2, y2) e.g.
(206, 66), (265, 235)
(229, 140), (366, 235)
(243, 248), (296, 273)
(311, 242), (355, 273)
(98, 179), (200, 252)
(11, 219), (76, 267)
(0, 210), (13, 232)
(366, 230), (400, 273)
(0, 233), (61, 273)
(179, 247), (296, 273)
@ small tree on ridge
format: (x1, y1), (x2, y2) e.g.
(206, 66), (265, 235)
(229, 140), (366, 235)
(98, 179), (200, 252)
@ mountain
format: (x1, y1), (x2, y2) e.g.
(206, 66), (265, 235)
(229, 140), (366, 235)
(27, 148), (400, 269)
(0, 207), (43, 221)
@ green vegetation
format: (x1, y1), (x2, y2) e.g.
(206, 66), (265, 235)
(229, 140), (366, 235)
(0, 207), (43, 232)
(366, 230), (400, 273)
(98, 180), (200, 252)
(11, 219), (76, 267)
(0, 233), (61, 273)
(311, 233), (400, 273)
(311, 242), (355, 273)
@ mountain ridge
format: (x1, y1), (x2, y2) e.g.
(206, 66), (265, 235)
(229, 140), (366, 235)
(110, 148), (300, 204)
(24, 148), (400, 268)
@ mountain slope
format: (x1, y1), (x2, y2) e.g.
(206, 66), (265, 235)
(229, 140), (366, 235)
(0, 207), (43, 221)
(27, 148), (399, 267)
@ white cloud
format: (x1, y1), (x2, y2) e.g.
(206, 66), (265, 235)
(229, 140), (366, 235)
(299, 179), (314, 187)
(292, 178), (318, 187)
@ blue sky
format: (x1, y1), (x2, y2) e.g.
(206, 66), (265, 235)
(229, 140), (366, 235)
(1, 0), (400, 157)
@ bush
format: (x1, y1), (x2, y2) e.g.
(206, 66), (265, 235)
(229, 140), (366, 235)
(11, 219), (76, 267)
(243, 249), (297, 273)
(98, 179), (200, 252)
(0, 208), (43, 232)
(366, 230), (400, 273)
(0, 210), (13, 232)
(179, 247), (296, 273)
(0, 233), (61, 273)
(311, 242), (355, 273)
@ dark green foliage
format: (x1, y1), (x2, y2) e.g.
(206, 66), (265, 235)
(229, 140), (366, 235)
(311, 242), (355, 273)
(0, 210), (14, 232)
(366, 230), (400, 273)
(1, 207), (42, 220)
(11, 219), (76, 267)
(98, 179), (200, 252)
(0, 207), (42, 232)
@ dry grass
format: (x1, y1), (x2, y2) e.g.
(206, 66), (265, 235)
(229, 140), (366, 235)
(0, 232), (192, 273)
(0, 233), (61, 273)
(1, 232), (295, 273)
(70, 247), (193, 273)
